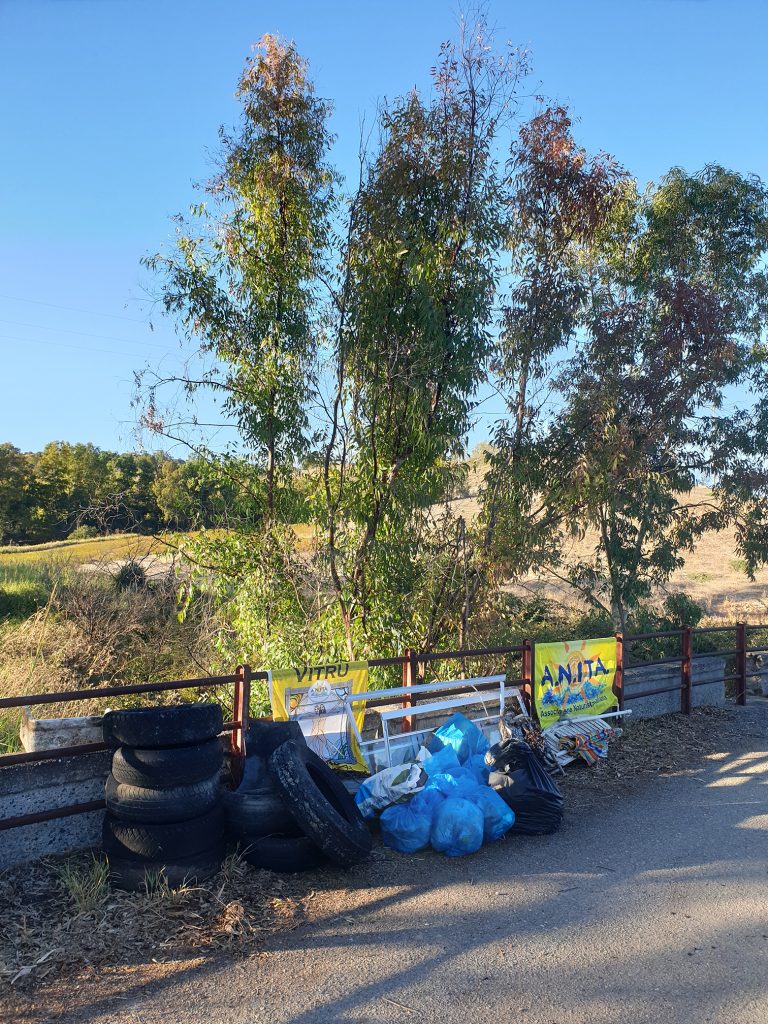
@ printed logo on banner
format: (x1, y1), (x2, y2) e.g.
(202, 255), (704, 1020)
(534, 638), (617, 724)
(269, 661), (369, 772)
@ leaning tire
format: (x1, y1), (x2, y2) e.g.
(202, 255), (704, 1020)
(103, 703), (223, 749)
(102, 806), (224, 860)
(223, 787), (302, 839)
(111, 739), (224, 788)
(105, 772), (220, 823)
(267, 742), (372, 868)
(240, 834), (329, 873)
(108, 842), (225, 891)
(244, 719), (305, 759)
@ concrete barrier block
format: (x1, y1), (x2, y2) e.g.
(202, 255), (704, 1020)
(20, 708), (105, 751)
(0, 751), (110, 869)
(624, 657), (726, 718)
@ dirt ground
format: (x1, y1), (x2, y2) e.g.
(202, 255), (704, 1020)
(3, 701), (767, 1024)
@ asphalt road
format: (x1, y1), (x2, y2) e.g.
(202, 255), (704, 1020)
(47, 704), (768, 1024)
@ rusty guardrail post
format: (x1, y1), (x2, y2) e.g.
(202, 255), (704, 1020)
(522, 638), (533, 715)
(614, 632), (624, 711)
(681, 627), (692, 715)
(735, 622), (747, 706)
(401, 649), (416, 733)
(231, 663), (251, 784)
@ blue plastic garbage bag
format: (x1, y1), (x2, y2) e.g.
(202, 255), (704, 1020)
(424, 766), (480, 800)
(422, 744), (460, 777)
(430, 713), (489, 765)
(473, 785), (516, 842)
(466, 753), (491, 786)
(380, 802), (432, 853)
(410, 785), (445, 818)
(430, 797), (485, 857)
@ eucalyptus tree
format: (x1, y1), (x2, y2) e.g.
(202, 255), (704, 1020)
(144, 34), (336, 521)
(144, 23), (535, 664)
(551, 165), (768, 632)
(318, 30), (529, 657)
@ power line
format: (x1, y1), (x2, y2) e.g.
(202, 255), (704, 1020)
(0, 316), (175, 352)
(0, 332), (175, 360)
(0, 292), (151, 324)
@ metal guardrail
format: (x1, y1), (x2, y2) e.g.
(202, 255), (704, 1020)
(0, 626), (764, 831)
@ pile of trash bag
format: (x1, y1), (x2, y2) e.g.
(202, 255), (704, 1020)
(485, 735), (564, 835)
(357, 713), (517, 857)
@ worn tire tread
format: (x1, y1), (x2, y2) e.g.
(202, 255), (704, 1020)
(111, 739), (223, 788)
(103, 703), (223, 749)
(105, 772), (220, 823)
(102, 806), (224, 860)
(267, 742), (371, 868)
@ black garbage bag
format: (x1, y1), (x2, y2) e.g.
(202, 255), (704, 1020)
(488, 740), (563, 835)
(485, 736), (534, 774)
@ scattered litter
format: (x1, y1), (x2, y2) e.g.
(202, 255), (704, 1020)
(355, 761), (426, 820)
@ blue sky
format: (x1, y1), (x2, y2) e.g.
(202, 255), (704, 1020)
(0, 0), (766, 454)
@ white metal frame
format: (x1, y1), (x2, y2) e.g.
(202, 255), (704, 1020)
(343, 674), (527, 772)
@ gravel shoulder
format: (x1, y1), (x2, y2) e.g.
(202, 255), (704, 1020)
(5, 701), (768, 1024)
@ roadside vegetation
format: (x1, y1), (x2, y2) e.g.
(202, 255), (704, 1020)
(135, 19), (768, 669)
(1, 15), (768, 737)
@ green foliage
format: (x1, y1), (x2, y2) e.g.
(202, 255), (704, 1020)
(0, 561), (51, 620)
(0, 711), (22, 754)
(55, 854), (109, 914)
(0, 441), (267, 546)
(543, 163), (768, 630)
(144, 33), (336, 520)
(141, 22), (531, 665)
(68, 525), (99, 541)
(316, 29), (527, 657)
(139, 21), (768, 670)
(662, 592), (704, 629)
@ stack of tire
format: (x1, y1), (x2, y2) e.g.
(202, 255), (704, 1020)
(224, 721), (372, 873)
(101, 703), (225, 890)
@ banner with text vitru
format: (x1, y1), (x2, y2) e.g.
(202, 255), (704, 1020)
(269, 661), (369, 772)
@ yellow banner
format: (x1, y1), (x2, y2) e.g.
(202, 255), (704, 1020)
(534, 638), (617, 725)
(269, 661), (369, 772)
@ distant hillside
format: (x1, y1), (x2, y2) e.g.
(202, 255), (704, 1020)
(441, 483), (768, 623)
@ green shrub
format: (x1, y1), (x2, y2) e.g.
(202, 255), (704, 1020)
(114, 560), (148, 592)
(662, 592), (704, 629)
(68, 525), (99, 541)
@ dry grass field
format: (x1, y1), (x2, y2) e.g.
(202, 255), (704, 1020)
(445, 487), (768, 624)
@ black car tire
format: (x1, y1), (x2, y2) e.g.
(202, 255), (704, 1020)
(239, 834), (329, 873)
(267, 742), (372, 868)
(244, 719), (305, 759)
(103, 703), (223, 749)
(108, 842), (225, 891)
(223, 786), (302, 839)
(111, 738), (224, 788)
(102, 806), (224, 860)
(105, 772), (220, 824)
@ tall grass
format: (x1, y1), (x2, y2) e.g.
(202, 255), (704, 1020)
(0, 711), (22, 753)
(0, 533), (177, 621)
(55, 854), (110, 913)
(0, 561), (53, 620)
